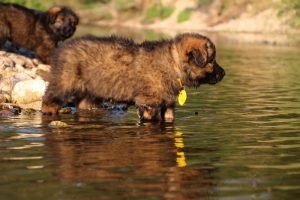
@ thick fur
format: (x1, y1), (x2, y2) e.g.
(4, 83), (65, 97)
(0, 3), (79, 64)
(42, 33), (225, 122)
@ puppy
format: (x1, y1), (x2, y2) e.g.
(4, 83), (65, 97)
(0, 3), (79, 64)
(42, 33), (225, 122)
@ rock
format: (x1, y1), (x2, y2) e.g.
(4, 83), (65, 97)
(0, 94), (7, 103)
(0, 45), (50, 110)
(20, 101), (43, 111)
(0, 56), (15, 69)
(59, 107), (72, 114)
(49, 121), (69, 128)
(0, 103), (22, 115)
(0, 78), (14, 102)
(22, 108), (38, 115)
(7, 53), (38, 69)
(11, 79), (48, 108)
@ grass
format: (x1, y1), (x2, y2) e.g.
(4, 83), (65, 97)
(278, 0), (300, 28)
(197, 0), (213, 5)
(143, 5), (175, 24)
(285, 0), (300, 27)
(160, 6), (175, 20)
(114, 0), (135, 11)
(177, 9), (191, 23)
(78, 0), (108, 9)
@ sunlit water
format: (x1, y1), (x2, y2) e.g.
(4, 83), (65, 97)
(1, 26), (300, 200)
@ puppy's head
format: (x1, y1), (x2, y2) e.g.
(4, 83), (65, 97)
(175, 33), (225, 88)
(46, 6), (79, 40)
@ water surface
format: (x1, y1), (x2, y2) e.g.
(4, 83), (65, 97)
(0, 27), (300, 200)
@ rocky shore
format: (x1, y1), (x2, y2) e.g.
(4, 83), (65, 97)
(0, 42), (50, 115)
(0, 44), (127, 116)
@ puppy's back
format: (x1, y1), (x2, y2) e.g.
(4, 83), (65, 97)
(0, 3), (37, 19)
(52, 35), (137, 72)
(50, 36), (138, 97)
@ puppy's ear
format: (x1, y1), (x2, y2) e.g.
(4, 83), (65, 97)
(188, 49), (205, 68)
(47, 6), (62, 24)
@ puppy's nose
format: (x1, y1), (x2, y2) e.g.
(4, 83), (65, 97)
(221, 69), (225, 77)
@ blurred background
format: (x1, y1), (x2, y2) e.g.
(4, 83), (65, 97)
(1, 0), (300, 44)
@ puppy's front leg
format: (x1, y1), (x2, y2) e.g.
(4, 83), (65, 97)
(161, 106), (175, 123)
(137, 104), (161, 122)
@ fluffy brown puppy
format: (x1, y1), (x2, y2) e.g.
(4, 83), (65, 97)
(0, 3), (79, 64)
(42, 33), (225, 122)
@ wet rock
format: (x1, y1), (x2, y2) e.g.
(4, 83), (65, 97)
(49, 121), (69, 128)
(22, 108), (38, 115)
(0, 46), (49, 110)
(20, 101), (43, 110)
(0, 56), (15, 69)
(0, 78), (13, 102)
(0, 103), (22, 115)
(11, 79), (48, 109)
(59, 107), (72, 114)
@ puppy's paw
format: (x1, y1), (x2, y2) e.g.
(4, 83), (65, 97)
(41, 103), (60, 115)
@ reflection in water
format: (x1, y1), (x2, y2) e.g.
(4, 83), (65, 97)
(175, 131), (187, 168)
(0, 27), (300, 199)
(44, 119), (213, 199)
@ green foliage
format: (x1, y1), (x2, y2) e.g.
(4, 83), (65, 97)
(79, 0), (110, 4)
(160, 6), (175, 20)
(143, 5), (174, 24)
(177, 9), (191, 23)
(287, 0), (300, 9)
(217, 0), (235, 15)
(219, 2), (228, 15)
(144, 30), (169, 41)
(114, 0), (135, 11)
(99, 12), (113, 20)
(78, 0), (109, 8)
(197, 0), (212, 5)
(1, 0), (26, 5)
(280, 0), (300, 28)
(1, 0), (50, 10)
(144, 6), (160, 23)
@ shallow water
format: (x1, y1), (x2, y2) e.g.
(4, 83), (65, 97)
(1, 27), (300, 200)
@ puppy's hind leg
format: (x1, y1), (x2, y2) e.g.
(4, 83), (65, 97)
(41, 83), (65, 115)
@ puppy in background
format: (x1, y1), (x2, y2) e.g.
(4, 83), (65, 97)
(0, 3), (79, 64)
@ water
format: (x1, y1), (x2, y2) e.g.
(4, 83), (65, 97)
(1, 27), (300, 200)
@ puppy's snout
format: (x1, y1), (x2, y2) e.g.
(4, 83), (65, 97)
(62, 26), (74, 37)
(217, 68), (225, 81)
(214, 62), (225, 81)
(221, 69), (225, 77)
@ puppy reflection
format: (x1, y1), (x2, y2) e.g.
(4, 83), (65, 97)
(45, 123), (214, 199)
